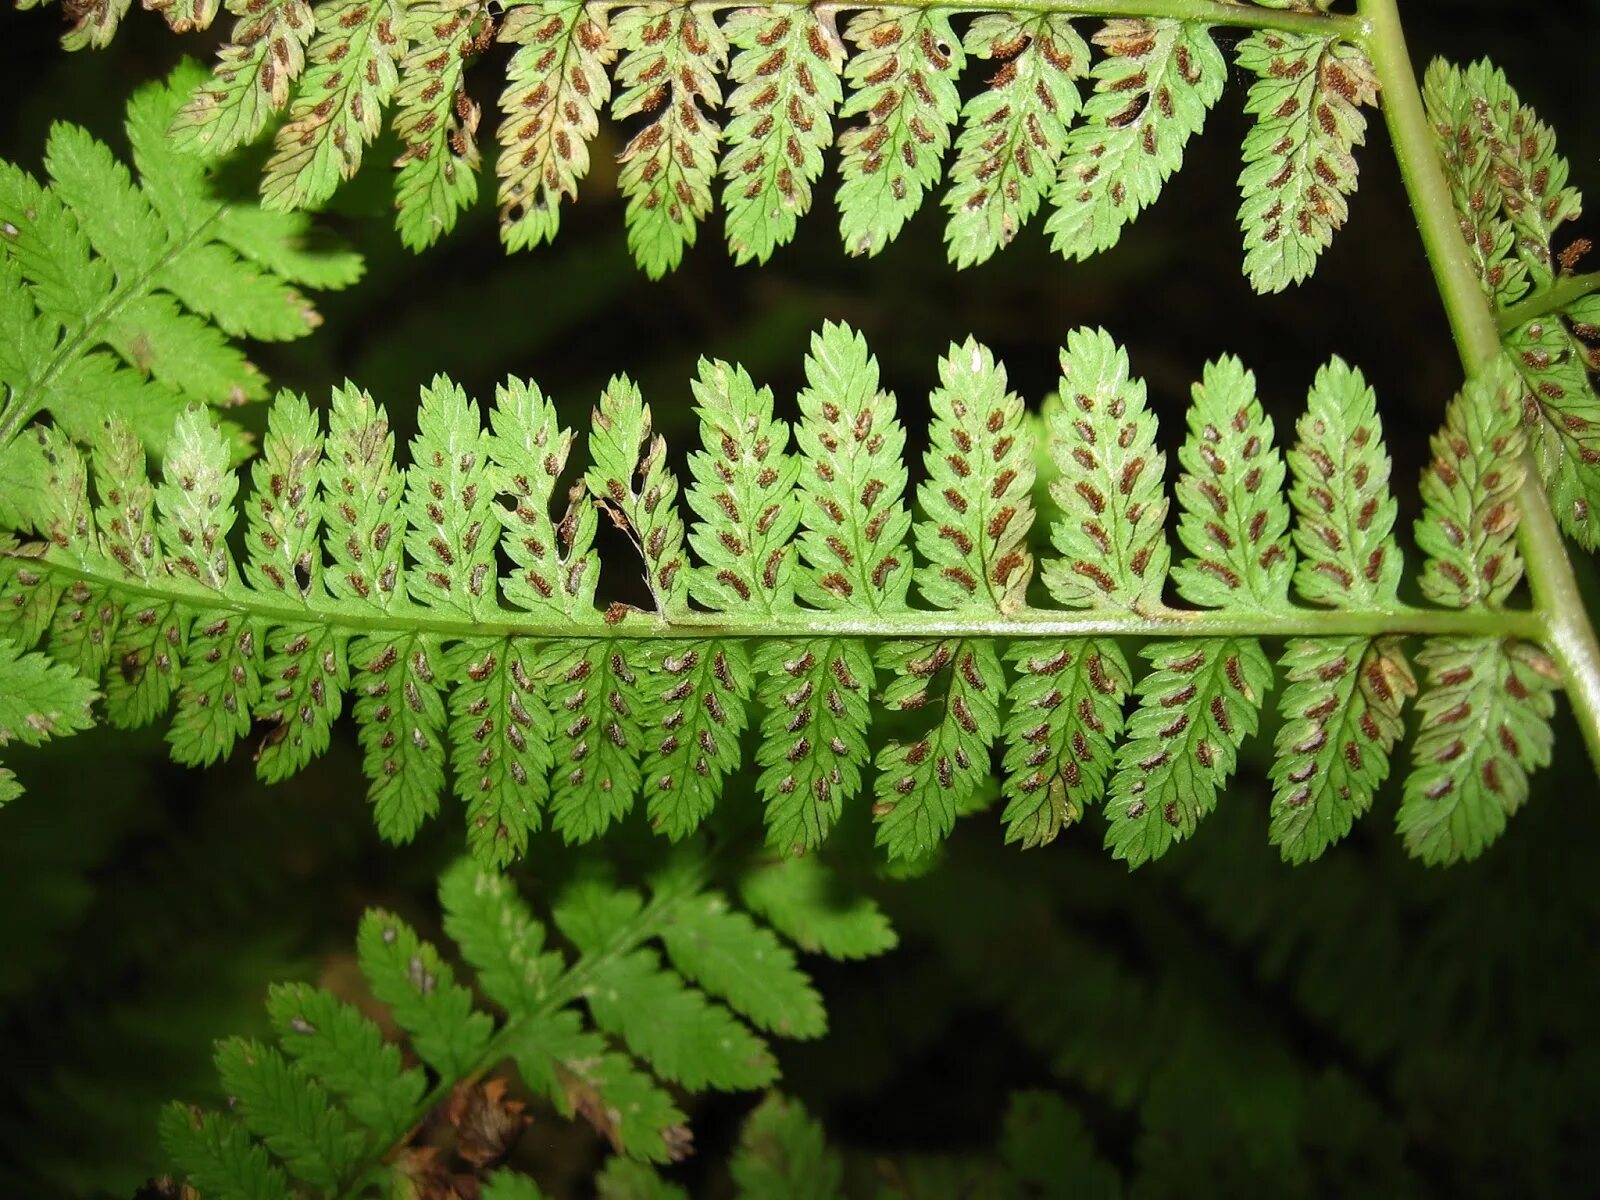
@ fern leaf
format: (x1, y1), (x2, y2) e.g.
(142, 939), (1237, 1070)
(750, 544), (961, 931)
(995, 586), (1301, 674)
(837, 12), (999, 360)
(580, 947), (776, 1091)
(1040, 327), (1169, 613)
(156, 407), (239, 591)
(686, 357), (800, 614)
(545, 639), (646, 843)
(158, 1105), (293, 1200)
(658, 888), (825, 1039)
(169, 0), (316, 157)
(872, 638), (1004, 861)
(1399, 638), (1557, 865)
(1423, 59), (1529, 309)
(1415, 360), (1526, 611)
(0, 64), (354, 453)
(56, 0), (136, 51)
(1271, 361), (1411, 862)
(793, 322), (910, 612)
(1236, 31), (1378, 293)
(1505, 317), (1600, 549)
(439, 859), (563, 1011)
(1045, 19), (1224, 263)
(730, 1093), (843, 1200)
(836, 7), (963, 258)
(490, 377), (599, 618)
(1450, 60), (1583, 288)
(587, 376), (688, 616)
(753, 637), (873, 854)
(721, 6), (845, 266)
(1000, 639), (1129, 849)
(147, 0), (221, 34)
(0, 635), (98, 803)
(357, 909), (495, 1078)
(267, 982), (425, 1143)
(914, 338), (1035, 613)
(448, 637), (550, 864)
(261, 0), (406, 211)
(497, 0), (616, 252)
(612, 2), (728, 279)
(1104, 637), (1273, 867)
(642, 641), (750, 841)
(943, 14), (1087, 268)
(1173, 356), (1294, 611)
(393, 0), (486, 250)
(212, 1038), (362, 1190)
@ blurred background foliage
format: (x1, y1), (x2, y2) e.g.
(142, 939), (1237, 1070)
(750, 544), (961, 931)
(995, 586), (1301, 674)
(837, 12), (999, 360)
(2, 1), (1599, 1195)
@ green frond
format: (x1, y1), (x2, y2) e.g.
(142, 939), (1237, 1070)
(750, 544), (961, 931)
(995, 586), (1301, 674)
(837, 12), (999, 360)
(1045, 19), (1224, 263)
(169, 0), (315, 157)
(1271, 360), (1411, 863)
(945, 14), (1088, 269)
(0, 63), (356, 455)
(729, 1093), (843, 1200)
(915, 338), (1035, 614)
(722, 6), (845, 266)
(393, 0), (486, 251)
(686, 358), (799, 615)
(872, 638), (1004, 862)
(261, 0), (405, 212)
(1104, 637), (1273, 867)
(1173, 355), (1294, 612)
(587, 376), (688, 617)
(1423, 59), (1529, 309)
(737, 855), (898, 961)
(0, 329), (1573, 868)
(1000, 639), (1129, 849)
(1399, 637), (1556, 866)
(212, 1038), (362, 1190)
(612, 2), (728, 280)
(753, 637), (873, 855)
(1505, 317), (1600, 550)
(837, 8), (963, 258)
(0, 635), (98, 805)
(1040, 327), (1169, 614)
(497, 0), (616, 252)
(158, 1104), (293, 1200)
(1236, 31), (1378, 293)
(1415, 359), (1526, 610)
(793, 321), (910, 613)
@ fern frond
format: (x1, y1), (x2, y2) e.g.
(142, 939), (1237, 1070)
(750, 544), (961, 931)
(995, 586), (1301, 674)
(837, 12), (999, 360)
(162, 852), (888, 1194)
(1505, 317), (1600, 550)
(729, 1093), (842, 1199)
(721, 6), (845, 266)
(60, 1), (1378, 283)
(497, 0), (617, 253)
(945, 13), (1088, 268)
(0, 634), (97, 805)
(612, 2), (728, 279)
(0, 63), (357, 458)
(836, 7), (964, 258)
(1270, 360), (1412, 862)
(1044, 19), (1224, 264)
(1, 326), (1562, 868)
(393, 0), (488, 250)
(1236, 30), (1378, 293)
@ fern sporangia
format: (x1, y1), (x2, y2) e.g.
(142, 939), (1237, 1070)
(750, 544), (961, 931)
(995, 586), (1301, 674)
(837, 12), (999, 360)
(0, 64), (360, 480)
(27, 0), (1391, 284)
(158, 850), (895, 1197)
(3, 315), (1586, 867)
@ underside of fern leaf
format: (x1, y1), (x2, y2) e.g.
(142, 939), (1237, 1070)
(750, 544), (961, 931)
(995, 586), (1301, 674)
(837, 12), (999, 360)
(1, 323), (1579, 869)
(35, 1), (1383, 289)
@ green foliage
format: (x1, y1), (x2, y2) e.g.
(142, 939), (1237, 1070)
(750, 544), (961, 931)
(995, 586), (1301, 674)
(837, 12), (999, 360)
(0, 63), (358, 468)
(160, 850), (891, 1197)
(38, 2), (1382, 288)
(2, 323), (1572, 869)
(1236, 30), (1378, 293)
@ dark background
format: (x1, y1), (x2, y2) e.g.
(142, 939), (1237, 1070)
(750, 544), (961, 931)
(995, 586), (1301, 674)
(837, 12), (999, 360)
(1, 1), (1598, 1195)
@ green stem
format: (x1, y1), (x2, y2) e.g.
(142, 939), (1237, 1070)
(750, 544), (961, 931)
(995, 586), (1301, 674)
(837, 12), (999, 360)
(1499, 270), (1600, 333)
(9, 552), (1547, 642)
(1360, 0), (1600, 772)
